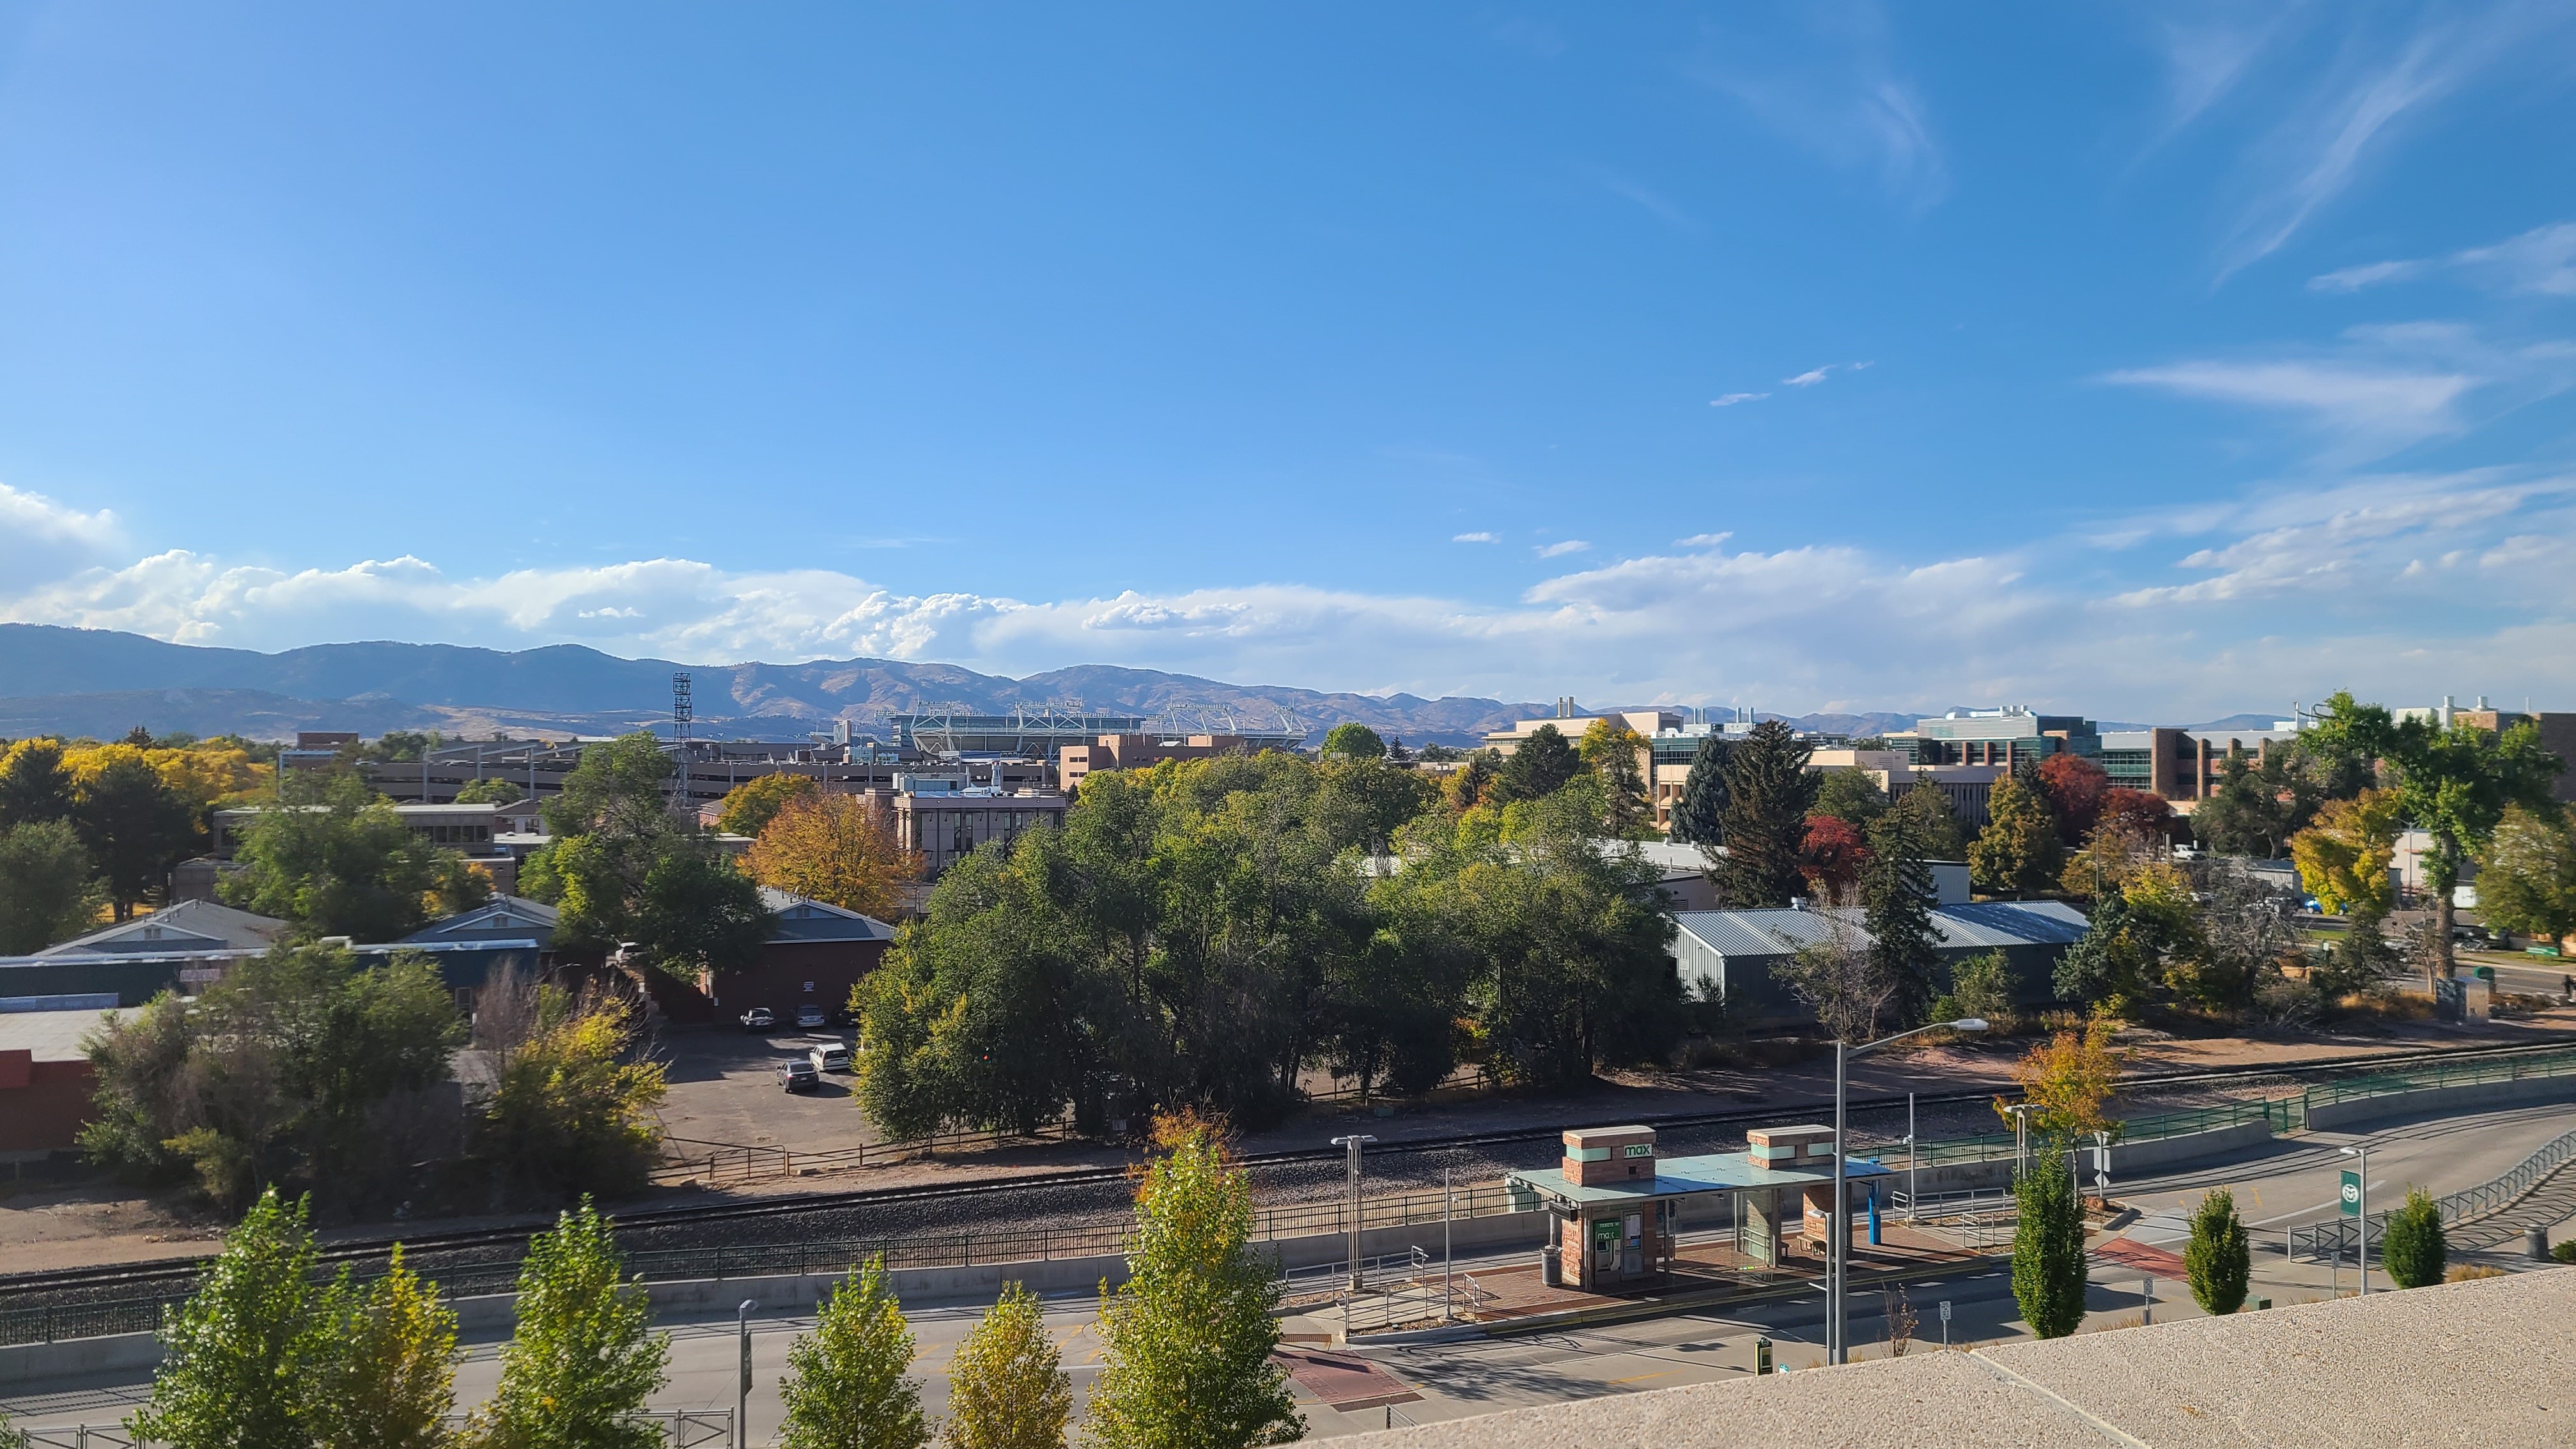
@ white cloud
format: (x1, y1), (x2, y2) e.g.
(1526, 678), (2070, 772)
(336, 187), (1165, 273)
(2212, 13), (2559, 279)
(2102, 321), (2576, 461)
(2308, 221), (2576, 297)
(1686, 12), (1946, 213)
(1710, 392), (1769, 407)
(1535, 540), (1591, 559)
(1452, 531), (1500, 543)
(7, 470), (2575, 722)
(1783, 368), (1832, 387)
(2308, 260), (2428, 293)
(0, 482), (123, 585)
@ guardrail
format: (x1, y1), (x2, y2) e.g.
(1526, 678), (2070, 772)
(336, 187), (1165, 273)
(2295, 1120), (2576, 1261)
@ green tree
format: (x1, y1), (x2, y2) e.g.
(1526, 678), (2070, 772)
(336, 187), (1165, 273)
(947, 1282), (1071, 1449)
(2184, 1189), (2249, 1316)
(0, 818), (102, 952)
(1711, 720), (1815, 908)
(1941, 950), (2017, 1030)
(222, 773), (476, 941)
(1576, 719), (1652, 838)
(777, 1259), (930, 1449)
(2010, 1152), (2087, 1339)
(1318, 723), (1385, 761)
(0, 737), (76, 828)
(313, 1246), (459, 1449)
(1443, 750), (1498, 811)
(82, 944), (464, 1211)
(130, 1188), (336, 1449)
(1861, 807), (1941, 1025)
(2477, 804), (2576, 949)
(2191, 747), (2318, 859)
(1668, 734), (1729, 850)
(73, 748), (196, 918)
(473, 984), (667, 1203)
(1887, 775), (1967, 862)
(1812, 768), (1888, 831)
(2380, 1188), (2446, 1289)
(1491, 724), (1581, 806)
(1088, 1117), (1300, 1449)
(453, 777), (525, 805)
(544, 732), (680, 840)
(715, 771), (817, 837)
(1969, 773), (2063, 899)
(465, 1200), (669, 1449)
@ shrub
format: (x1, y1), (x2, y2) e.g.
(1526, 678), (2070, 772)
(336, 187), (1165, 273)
(2552, 1239), (2576, 1265)
(2379, 1189), (2447, 1289)
(2184, 1189), (2250, 1315)
(2011, 1154), (2087, 1339)
(2444, 1264), (2506, 1282)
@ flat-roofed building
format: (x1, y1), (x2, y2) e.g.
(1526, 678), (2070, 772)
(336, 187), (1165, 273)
(1890, 706), (2099, 768)
(1057, 734), (1261, 793)
(888, 786), (1069, 879)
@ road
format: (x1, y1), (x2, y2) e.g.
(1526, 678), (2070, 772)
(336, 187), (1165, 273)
(8, 1101), (2573, 1439)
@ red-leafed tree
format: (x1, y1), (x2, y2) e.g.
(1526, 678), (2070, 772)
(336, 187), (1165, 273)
(1799, 814), (1872, 907)
(2096, 787), (2175, 844)
(2037, 755), (2111, 845)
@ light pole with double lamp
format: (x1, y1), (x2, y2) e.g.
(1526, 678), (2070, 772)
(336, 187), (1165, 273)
(1830, 1017), (1987, 1365)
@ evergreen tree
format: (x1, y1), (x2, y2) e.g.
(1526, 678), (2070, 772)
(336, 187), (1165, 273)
(1089, 1117), (1300, 1449)
(777, 1259), (930, 1449)
(130, 1188), (335, 1449)
(1888, 776), (1968, 862)
(1861, 808), (1941, 1026)
(1670, 735), (1729, 851)
(2010, 1151), (2087, 1339)
(1576, 720), (1653, 838)
(1491, 725), (1580, 805)
(2380, 1189), (2447, 1289)
(1711, 720), (1813, 908)
(1969, 773), (2064, 899)
(947, 1282), (1071, 1449)
(313, 1246), (459, 1449)
(2184, 1189), (2249, 1316)
(465, 1200), (669, 1449)
(72, 748), (196, 920)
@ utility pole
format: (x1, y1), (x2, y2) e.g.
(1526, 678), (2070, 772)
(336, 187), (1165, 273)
(1331, 1135), (1376, 1292)
(735, 1299), (756, 1449)
(1443, 1168), (1454, 1322)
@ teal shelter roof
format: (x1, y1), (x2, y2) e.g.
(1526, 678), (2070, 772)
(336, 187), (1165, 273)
(1506, 1150), (1892, 1209)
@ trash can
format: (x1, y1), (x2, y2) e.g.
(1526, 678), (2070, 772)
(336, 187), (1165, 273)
(2531, 1226), (2551, 1262)
(1540, 1244), (1562, 1287)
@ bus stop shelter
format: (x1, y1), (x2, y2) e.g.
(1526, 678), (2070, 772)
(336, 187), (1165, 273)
(1503, 1125), (1894, 1293)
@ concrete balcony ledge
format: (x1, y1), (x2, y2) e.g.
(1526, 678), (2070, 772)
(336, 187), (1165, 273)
(1350, 1268), (2575, 1448)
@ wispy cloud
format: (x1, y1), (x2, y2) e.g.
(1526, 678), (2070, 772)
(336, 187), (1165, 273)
(2322, 221), (2576, 297)
(1675, 533), (1733, 548)
(1686, 10), (1946, 212)
(1782, 360), (1870, 387)
(1452, 531), (1500, 544)
(2148, 11), (2294, 134)
(2103, 322), (2575, 461)
(2214, 12), (2558, 280)
(1710, 392), (1769, 407)
(1535, 540), (1591, 559)
(1589, 169), (1698, 233)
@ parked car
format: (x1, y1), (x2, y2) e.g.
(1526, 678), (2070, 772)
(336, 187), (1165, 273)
(795, 1003), (828, 1030)
(776, 1058), (819, 1094)
(740, 1007), (776, 1033)
(809, 1041), (851, 1074)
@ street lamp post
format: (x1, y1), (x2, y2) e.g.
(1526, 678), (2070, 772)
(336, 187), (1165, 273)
(1831, 1018), (1987, 1366)
(2340, 1143), (2371, 1296)
(735, 1299), (757, 1449)
(1331, 1135), (1377, 1291)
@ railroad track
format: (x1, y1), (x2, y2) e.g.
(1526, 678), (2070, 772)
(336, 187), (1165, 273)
(7, 1034), (2570, 1306)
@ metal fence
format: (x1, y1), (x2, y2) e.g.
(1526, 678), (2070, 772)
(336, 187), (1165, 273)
(2295, 1120), (2576, 1261)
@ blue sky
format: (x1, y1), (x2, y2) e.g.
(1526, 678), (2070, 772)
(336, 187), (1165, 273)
(2, 3), (2572, 718)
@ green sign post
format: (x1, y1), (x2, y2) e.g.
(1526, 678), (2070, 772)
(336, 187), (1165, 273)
(2339, 1170), (2362, 1217)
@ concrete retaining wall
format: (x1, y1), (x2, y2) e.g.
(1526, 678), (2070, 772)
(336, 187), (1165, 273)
(2306, 1073), (2576, 1131)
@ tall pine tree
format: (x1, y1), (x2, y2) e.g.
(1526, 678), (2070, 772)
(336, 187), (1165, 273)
(1712, 721), (1815, 908)
(1670, 736), (1730, 851)
(1862, 809), (1943, 1027)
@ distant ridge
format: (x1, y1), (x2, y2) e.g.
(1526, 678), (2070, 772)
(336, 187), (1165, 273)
(0, 625), (2256, 748)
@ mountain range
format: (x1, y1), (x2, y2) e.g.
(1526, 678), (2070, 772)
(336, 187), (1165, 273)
(0, 624), (2254, 748)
